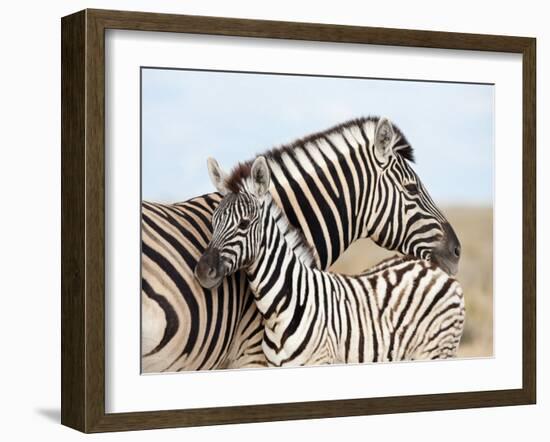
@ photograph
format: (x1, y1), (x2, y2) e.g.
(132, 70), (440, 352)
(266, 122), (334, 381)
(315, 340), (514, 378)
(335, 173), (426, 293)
(140, 67), (494, 373)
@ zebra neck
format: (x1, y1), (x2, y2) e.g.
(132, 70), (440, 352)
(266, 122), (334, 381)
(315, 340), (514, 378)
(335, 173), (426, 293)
(266, 119), (379, 268)
(245, 197), (313, 316)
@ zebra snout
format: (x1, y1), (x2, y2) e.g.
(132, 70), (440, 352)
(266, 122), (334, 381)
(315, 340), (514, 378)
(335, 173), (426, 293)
(195, 248), (224, 289)
(431, 222), (461, 276)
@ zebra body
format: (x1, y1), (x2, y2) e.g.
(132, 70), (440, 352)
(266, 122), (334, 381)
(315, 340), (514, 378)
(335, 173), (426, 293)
(257, 253), (464, 366)
(196, 157), (465, 366)
(144, 116), (461, 371)
(142, 196), (264, 371)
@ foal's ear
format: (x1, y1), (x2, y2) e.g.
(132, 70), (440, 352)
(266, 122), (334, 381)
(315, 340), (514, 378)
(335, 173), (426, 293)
(251, 156), (271, 197)
(207, 157), (228, 195)
(374, 117), (396, 164)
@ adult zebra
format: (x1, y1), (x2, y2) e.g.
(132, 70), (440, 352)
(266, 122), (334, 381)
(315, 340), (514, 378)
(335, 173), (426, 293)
(195, 156), (465, 365)
(142, 116), (461, 371)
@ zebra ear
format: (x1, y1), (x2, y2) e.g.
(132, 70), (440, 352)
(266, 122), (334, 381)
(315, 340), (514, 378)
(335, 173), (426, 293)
(251, 156), (271, 197)
(207, 157), (228, 195)
(374, 117), (396, 163)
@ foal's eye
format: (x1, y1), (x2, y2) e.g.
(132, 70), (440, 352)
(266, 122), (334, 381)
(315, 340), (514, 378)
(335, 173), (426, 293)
(238, 219), (250, 229)
(404, 183), (419, 195)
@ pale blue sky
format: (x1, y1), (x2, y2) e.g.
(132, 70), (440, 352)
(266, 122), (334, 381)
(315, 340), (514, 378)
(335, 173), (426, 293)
(142, 68), (493, 205)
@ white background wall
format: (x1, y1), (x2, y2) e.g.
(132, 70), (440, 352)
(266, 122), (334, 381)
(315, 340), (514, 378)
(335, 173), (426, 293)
(0, 0), (546, 439)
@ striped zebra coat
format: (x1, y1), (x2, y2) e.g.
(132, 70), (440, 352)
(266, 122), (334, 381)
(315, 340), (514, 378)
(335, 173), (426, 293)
(142, 195), (264, 370)
(196, 157), (465, 366)
(143, 116), (461, 371)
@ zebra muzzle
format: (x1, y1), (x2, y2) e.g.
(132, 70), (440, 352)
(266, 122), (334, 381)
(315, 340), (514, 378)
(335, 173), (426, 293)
(195, 248), (225, 289)
(431, 222), (461, 276)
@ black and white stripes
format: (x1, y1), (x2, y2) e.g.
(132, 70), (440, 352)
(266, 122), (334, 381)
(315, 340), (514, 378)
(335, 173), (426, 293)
(141, 196), (265, 371)
(143, 116), (463, 371)
(196, 157), (465, 365)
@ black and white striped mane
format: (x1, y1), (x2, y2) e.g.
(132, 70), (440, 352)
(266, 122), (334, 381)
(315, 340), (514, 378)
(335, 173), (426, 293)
(224, 116), (414, 195)
(264, 116), (415, 164)
(267, 198), (318, 268)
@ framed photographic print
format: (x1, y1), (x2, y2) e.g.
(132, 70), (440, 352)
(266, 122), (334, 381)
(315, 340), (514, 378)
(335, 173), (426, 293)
(61, 9), (536, 433)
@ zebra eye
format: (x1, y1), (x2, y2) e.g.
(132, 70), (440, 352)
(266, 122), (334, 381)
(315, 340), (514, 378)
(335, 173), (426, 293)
(238, 219), (250, 230)
(405, 183), (419, 195)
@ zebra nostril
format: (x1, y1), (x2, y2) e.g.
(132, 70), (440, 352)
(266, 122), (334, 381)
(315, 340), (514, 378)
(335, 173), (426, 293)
(454, 246), (461, 258)
(207, 267), (218, 279)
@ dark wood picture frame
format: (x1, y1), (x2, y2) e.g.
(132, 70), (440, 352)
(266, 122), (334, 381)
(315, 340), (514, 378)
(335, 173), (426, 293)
(61, 8), (536, 433)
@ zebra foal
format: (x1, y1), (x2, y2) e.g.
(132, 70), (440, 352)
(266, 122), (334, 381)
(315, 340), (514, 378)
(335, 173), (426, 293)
(196, 157), (465, 366)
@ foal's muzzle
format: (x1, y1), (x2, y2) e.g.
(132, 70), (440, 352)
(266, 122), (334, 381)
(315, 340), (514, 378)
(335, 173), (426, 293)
(195, 248), (225, 289)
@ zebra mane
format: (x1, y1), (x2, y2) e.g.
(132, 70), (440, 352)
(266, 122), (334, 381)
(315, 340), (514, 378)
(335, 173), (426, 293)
(265, 196), (318, 268)
(263, 116), (415, 164)
(223, 116), (415, 193)
(225, 162), (252, 193)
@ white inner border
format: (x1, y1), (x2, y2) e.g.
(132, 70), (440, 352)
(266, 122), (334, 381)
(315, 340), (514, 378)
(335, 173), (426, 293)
(105, 30), (523, 413)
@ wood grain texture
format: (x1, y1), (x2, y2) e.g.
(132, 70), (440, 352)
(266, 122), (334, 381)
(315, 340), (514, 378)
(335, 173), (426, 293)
(60, 8), (537, 433)
(89, 8), (532, 52)
(85, 9), (108, 432)
(522, 38), (536, 403)
(61, 10), (86, 431)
